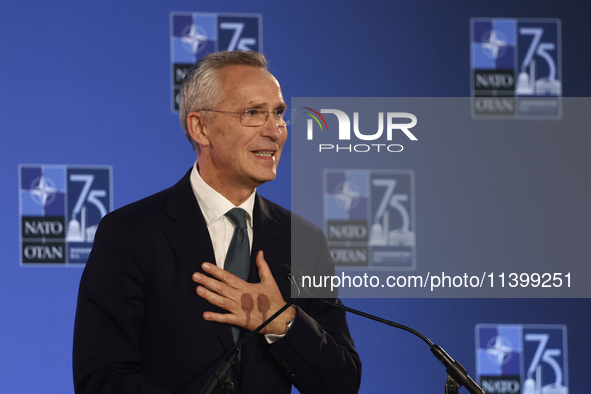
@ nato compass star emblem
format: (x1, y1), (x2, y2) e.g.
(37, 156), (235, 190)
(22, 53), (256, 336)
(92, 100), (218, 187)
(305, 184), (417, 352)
(29, 176), (57, 206)
(333, 181), (361, 211)
(180, 23), (208, 54)
(486, 335), (514, 366)
(480, 30), (508, 60)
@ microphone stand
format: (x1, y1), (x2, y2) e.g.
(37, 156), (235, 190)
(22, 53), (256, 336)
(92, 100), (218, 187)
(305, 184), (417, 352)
(289, 268), (484, 394)
(315, 298), (484, 394)
(199, 300), (296, 394)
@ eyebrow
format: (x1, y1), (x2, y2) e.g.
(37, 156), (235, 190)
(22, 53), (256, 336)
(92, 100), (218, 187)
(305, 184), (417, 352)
(245, 101), (287, 110)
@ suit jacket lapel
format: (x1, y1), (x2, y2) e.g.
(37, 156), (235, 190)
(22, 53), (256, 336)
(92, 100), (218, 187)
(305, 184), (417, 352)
(161, 170), (236, 355)
(248, 194), (281, 283)
(241, 195), (288, 387)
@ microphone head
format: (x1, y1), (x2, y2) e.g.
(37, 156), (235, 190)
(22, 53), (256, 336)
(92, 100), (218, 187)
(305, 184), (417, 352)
(280, 264), (292, 282)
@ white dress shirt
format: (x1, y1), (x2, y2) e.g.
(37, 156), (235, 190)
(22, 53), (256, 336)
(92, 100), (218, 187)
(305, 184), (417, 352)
(189, 162), (256, 269)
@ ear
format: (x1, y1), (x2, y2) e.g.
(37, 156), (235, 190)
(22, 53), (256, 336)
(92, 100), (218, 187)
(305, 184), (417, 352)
(187, 112), (212, 149)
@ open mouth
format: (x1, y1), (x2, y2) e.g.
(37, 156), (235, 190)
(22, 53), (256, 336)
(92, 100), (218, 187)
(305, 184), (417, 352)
(253, 151), (274, 157)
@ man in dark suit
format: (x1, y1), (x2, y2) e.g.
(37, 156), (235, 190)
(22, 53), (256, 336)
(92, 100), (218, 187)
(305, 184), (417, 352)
(73, 51), (361, 394)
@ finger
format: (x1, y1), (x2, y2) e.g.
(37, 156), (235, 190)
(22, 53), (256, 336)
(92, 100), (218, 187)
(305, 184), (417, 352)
(192, 271), (224, 293)
(195, 285), (238, 314)
(191, 262), (215, 284)
(202, 309), (254, 331)
(201, 262), (244, 289)
(255, 250), (274, 282)
(202, 310), (237, 325)
(193, 272), (239, 301)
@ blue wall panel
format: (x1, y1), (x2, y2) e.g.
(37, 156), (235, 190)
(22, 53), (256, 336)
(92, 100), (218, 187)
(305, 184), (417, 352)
(1, 0), (589, 392)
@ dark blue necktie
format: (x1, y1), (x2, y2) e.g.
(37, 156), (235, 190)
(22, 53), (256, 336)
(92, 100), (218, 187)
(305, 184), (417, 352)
(224, 208), (251, 347)
(224, 208), (250, 281)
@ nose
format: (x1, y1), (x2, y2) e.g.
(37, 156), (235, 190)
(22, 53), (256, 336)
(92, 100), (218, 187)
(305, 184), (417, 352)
(260, 113), (285, 141)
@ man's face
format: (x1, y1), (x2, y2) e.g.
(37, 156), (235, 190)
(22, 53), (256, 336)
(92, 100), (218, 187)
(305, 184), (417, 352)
(197, 65), (288, 193)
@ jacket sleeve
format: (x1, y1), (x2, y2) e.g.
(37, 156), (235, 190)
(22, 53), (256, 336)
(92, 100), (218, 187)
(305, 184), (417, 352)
(72, 212), (170, 394)
(267, 221), (362, 394)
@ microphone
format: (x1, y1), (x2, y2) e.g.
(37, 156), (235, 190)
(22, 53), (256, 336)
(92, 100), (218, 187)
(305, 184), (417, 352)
(284, 265), (484, 394)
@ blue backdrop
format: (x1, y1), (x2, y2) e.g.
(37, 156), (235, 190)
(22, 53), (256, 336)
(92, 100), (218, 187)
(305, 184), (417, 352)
(1, 0), (589, 392)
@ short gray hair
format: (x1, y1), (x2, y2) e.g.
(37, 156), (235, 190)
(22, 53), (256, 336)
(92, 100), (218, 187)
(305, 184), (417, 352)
(179, 51), (268, 153)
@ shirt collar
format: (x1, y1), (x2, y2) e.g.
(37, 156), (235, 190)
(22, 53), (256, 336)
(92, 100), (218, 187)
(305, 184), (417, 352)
(189, 162), (256, 228)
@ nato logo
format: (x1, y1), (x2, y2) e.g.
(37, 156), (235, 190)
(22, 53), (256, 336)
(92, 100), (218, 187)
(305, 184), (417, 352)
(170, 12), (262, 112)
(324, 169), (415, 269)
(19, 165), (112, 265)
(471, 18), (561, 118)
(476, 324), (568, 394)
